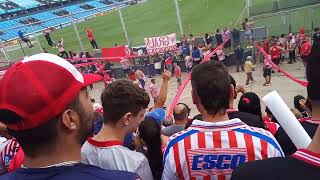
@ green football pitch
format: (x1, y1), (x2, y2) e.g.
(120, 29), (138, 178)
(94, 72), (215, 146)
(2, 0), (320, 61)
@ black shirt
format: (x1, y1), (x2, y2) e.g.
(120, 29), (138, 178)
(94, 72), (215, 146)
(215, 33), (223, 45)
(192, 111), (266, 129)
(232, 29), (240, 41)
(275, 121), (318, 156)
(231, 149), (320, 180)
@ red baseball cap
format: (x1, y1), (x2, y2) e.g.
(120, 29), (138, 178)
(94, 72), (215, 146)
(0, 53), (103, 131)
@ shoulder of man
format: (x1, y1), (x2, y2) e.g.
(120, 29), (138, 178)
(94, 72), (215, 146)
(231, 157), (287, 180)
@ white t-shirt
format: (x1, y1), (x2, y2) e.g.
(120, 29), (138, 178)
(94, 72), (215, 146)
(154, 62), (162, 70)
(81, 138), (153, 180)
(120, 59), (130, 70)
(92, 102), (102, 111)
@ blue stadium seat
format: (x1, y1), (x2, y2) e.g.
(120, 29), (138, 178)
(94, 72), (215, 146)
(10, 0), (40, 9)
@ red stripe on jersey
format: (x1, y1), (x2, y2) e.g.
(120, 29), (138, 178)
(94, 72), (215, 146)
(184, 136), (195, 180)
(260, 139), (268, 159)
(213, 131), (222, 148)
(173, 144), (184, 180)
(197, 132), (206, 148)
(228, 131), (238, 148)
(244, 133), (255, 161)
(218, 175), (226, 180)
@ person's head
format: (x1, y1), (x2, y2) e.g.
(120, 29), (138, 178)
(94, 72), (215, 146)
(91, 99), (96, 103)
(137, 117), (163, 180)
(189, 33), (193, 37)
(236, 44), (241, 48)
(245, 18), (248, 22)
(205, 33), (209, 38)
(101, 80), (150, 133)
(58, 40), (61, 43)
(246, 56), (253, 62)
(0, 53), (102, 157)
(173, 103), (190, 123)
(191, 61), (232, 116)
(294, 95), (307, 113)
(151, 78), (156, 84)
(238, 92), (262, 118)
(216, 29), (220, 33)
(173, 62), (178, 67)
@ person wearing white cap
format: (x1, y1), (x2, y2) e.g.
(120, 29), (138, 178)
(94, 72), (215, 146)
(244, 56), (255, 87)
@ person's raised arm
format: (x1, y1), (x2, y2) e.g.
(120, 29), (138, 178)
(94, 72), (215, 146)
(154, 70), (171, 109)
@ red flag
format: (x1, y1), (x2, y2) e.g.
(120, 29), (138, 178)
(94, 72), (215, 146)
(102, 45), (133, 63)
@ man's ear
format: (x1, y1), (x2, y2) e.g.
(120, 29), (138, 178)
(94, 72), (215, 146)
(61, 110), (80, 130)
(122, 112), (132, 126)
(229, 85), (235, 102)
(192, 89), (198, 105)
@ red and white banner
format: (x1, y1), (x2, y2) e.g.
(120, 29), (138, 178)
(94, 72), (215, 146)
(144, 33), (177, 55)
(101, 45), (133, 63)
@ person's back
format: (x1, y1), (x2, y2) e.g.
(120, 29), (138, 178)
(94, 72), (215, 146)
(162, 61), (283, 180)
(1, 163), (138, 180)
(82, 139), (150, 178)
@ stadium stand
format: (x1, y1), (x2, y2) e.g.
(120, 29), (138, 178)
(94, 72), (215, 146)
(0, 0), (126, 41)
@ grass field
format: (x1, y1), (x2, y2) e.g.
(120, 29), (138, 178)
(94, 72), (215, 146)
(1, 0), (320, 61)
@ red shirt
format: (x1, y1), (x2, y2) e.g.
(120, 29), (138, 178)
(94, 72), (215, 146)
(300, 41), (311, 57)
(174, 66), (181, 77)
(86, 29), (94, 41)
(263, 40), (270, 54)
(165, 57), (173, 66)
(270, 46), (281, 60)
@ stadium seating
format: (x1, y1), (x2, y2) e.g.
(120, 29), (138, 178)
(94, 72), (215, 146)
(0, 0), (128, 41)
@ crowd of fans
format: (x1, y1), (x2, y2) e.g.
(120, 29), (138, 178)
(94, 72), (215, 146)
(0, 23), (320, 180)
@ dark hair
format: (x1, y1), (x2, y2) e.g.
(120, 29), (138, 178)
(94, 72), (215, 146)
(4, 94), (82, 157)
(294, 95), (306, 113)
(306, 36), (320, 101)
(173, 103), (190, 121)
(91, 99), (96, 103)
(138, 117), (163, 180)
(101, 80), (150, 124)
(238, 92), (262, 118)
(216, 29), (220, 33)
(245, 18), (248, 22)
(191, 61), (230, 115)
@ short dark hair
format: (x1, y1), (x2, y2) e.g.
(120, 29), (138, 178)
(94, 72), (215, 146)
(216, 29), (220, 33)
(6, 94), (82, 157)
(101, 80), (150, 124)
(173, 103), (190, 121)
(191, 61), (230, 115)
(238, 92), (262, 118)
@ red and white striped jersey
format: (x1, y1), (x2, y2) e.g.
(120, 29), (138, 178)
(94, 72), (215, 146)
(0, 139), (19, 174)
(162, 118), (284, 180)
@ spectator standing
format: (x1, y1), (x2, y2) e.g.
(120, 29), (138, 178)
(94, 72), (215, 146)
(135, 69), (146, 90)
(270, 41), (282, 66)
(215, 29), (223, 46)
(0, 53), (137, 180)
(244, 56), (255, 87)
(81, 80), (153, 180)
(162, 103), (190, 137)
(288, 33), (297, 64)
(263, 55), (272, 86)
(234, 44), (244, 72)
(188, 34), (195, 54)
(57, 38), (69, 58)
(154, 54), (162, 75)
(162, 61), (283, 180)
(231, 28), (240, 47)
(216, 48), (226, 62)
(18, 29), (33, 48)
(300, 36), (311, 66)
(86, 28), (99, 51)
(204, 33), (213, 46)
(43, 29), (55, 47)
(184, 55), (193, 72)
(192, 46), (201, 66)
(173, 62), (182, 88)
(244, 18), (254, 47)
(262, 37), (270, 54)
(120, 58), (131, 78)
(222, 28), (232, 55)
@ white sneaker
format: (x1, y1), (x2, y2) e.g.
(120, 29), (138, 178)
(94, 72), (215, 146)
(245, 84), (250, 88)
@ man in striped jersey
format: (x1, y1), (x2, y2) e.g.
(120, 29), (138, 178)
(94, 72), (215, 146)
(231, 32), (320, 180)
(0, 139), (19, 175)
(162, 61), (283, 180)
